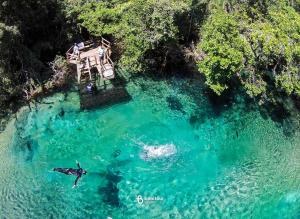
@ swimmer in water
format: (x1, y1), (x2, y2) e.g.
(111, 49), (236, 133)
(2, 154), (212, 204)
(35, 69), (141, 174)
(53, 160), (87, 188)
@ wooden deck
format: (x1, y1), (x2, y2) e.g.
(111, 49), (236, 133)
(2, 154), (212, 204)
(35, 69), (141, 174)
(66, 38), (115, 83)
(65, 38), (130, 109)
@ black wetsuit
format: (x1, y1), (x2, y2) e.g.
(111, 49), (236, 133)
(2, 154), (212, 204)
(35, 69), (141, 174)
(53, 162), (87, 187)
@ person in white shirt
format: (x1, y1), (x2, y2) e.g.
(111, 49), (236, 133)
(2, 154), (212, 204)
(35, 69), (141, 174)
(72, 43), (79, 59)
(98, 46), (106, 65)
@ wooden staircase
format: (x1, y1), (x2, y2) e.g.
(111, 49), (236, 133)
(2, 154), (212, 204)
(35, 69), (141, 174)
(78, 57), (97, 96)
(66, 38), (126, 109)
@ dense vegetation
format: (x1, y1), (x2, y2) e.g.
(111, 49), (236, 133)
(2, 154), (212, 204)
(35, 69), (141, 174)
(198, 0), (300, 106)
(0, 0), (300, 117)
(0, 0), (72, 115)
(65, 0), (202, 72)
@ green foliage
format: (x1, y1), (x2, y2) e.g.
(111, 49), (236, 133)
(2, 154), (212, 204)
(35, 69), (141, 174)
(0, 0), (72, 109)
(197, 9), (253, 95)
(0, 23), (21, 100)
(0, 0), (299, 112)
(71, 0), (190, 71)
(197, 1), (300, 99)
(275, 67), (300, 95)
(118, 0), (189, 71)
(242, 70), (267, 97)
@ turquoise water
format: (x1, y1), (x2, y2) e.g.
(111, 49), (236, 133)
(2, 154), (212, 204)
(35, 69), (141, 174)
(1, 77), (300, 218)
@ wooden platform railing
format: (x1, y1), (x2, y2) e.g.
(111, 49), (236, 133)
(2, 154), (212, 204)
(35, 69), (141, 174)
(101, 37), (111, 48)
(66, 36), (115, 83)
(66, 37), (111, 61)
(107, 56), (114, 68)
(66, 40), (94, 60)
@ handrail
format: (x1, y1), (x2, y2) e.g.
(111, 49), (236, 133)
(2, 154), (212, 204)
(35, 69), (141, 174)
(66, 37), (112, 62)
(107, 57), (114, 67)
(100, 37), (111, 49)
(67, 36), (114, 82)
(66, 46), (73, 54)
(102, 37), (110, 45)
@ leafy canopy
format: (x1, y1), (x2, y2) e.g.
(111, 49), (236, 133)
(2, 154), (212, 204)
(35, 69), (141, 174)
(197, 1), (300, 98)
(70, 0), (190, 71)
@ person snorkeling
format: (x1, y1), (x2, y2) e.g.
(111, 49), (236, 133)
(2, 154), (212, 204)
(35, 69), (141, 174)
(53, 160), (87, 188)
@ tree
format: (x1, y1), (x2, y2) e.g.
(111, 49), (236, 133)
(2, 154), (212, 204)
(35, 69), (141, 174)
(197, 9), (253, 95)
(0, 0), (72, 110)
(196, 1), (300, 100)
(71, 0), (190, 71)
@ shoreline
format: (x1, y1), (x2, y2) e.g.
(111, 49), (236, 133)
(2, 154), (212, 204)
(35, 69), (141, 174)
(1, 70), (300, 134)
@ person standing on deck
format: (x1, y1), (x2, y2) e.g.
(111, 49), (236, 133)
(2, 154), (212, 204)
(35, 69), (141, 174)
(98, 46), (106, 65)
(72, 43), (79, 59)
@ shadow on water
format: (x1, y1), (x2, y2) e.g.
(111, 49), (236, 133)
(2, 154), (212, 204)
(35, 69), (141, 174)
(97, 156), (130, 207)
(165, 75), (243, 128)
(132, 74), (250, 129)
(202, 86), (256, 116)
(80, 86), (132, 111)
(79, 67), (132, 110)
(259, 102), (300, 137)
(259, 102), (289, 123)
(98, 167), (123, 207)
(187, 87), (256, 130)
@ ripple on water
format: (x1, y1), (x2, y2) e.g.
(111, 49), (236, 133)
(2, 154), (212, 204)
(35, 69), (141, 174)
(1, 77), (300, 218)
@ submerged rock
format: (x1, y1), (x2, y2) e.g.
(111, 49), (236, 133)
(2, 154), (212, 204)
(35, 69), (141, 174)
(112, 149), (121, 158)
(166, 96), (185, 114)
(58, 108), (65, 117)
(189, 111), (207, 128)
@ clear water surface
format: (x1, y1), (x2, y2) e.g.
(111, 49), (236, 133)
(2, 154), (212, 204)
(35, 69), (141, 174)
(1, 77), (300, 219)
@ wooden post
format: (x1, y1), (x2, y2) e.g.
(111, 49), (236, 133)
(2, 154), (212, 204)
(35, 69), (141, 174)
(87, 57), (92, 80)
(76, 62), (81, 83)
